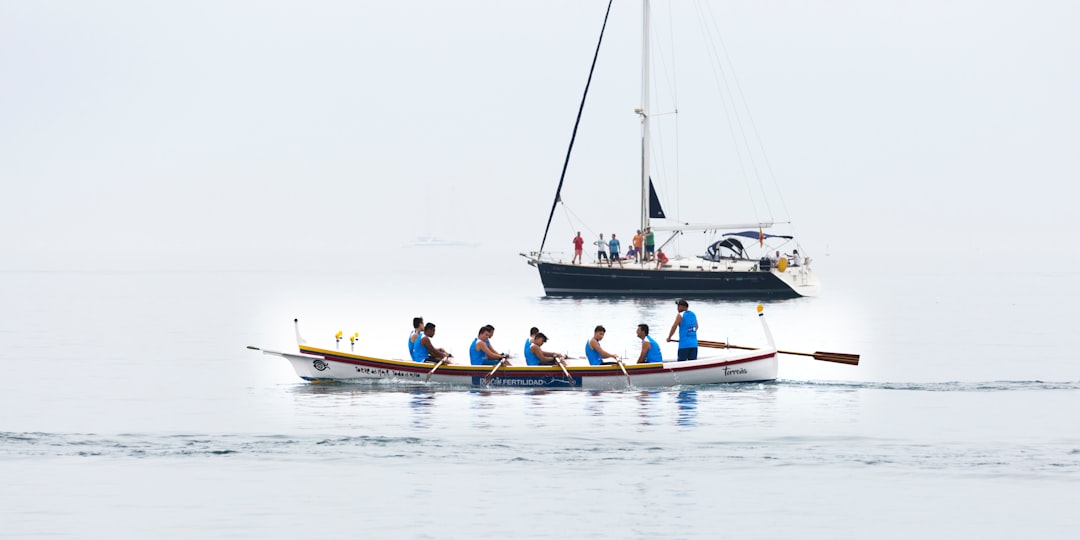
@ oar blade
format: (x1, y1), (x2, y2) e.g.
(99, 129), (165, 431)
(812, 351), (860, 365)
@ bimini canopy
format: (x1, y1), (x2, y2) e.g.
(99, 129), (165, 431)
(706, 237), (745, 260)
(707, 231), (796, 260)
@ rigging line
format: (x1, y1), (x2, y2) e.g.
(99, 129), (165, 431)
(691, 1), (768, 222)
(702, 3), (791, 224)
(697, 1), (766, 221)
(693, 1), (761, 222)
(701, 1), (778, 222)
(649, 2), (681, 224)
(561, 201), (595, 240)
(668, 0), (680, 230)
(538, 0), (614, 255)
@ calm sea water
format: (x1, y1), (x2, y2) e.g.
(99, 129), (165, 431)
(2, 250), (1078, 538)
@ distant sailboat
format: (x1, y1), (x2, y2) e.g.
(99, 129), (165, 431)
(521, 0), (820, 298)
(407, 190), (479, 248)
(407, 235), (479, 248)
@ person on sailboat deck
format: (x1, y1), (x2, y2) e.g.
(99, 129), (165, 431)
(594, 233), (609, 265)
(644, 227), (655, 261)
(470, 324), (509, 366)
(789, 249), (803, 267)
(572, 232), (585, 265)
(632, 230), (644, 263)
(585, 325), (620, 366)
(525, 333), (566, 366)
(409, 316), (424, 358)
(655, 249), (669, 269)
(608, 234), (624, 268)
(636, 324), (663, 364)
(667, 299), (699, 361)
(524, 327), (539, 359)
(416, 322), (452, 363)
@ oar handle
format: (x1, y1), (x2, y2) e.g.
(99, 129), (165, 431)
(483, 359), (505, 385)
(555, 358), (573, 381)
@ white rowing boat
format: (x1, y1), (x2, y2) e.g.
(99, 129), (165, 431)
(252, 306), (782, 390)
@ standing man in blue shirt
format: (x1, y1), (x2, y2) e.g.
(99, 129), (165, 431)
(667, 299), (699, 361)
(608, 233), (624, 268)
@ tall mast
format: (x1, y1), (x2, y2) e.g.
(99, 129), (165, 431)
(639, 0), (651, 232)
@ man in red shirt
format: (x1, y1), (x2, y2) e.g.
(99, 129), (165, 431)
(572, 232), (584, 264)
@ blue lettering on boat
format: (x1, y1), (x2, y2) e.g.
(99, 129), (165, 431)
(354, 366), (422, 379)
(473, 377), (578, 387)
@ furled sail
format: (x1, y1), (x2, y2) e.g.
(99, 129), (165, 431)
(648, 178), (666, 219)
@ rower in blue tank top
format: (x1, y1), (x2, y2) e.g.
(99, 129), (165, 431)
(469, 338), (486, 365)
(525, 333), (565, 366)
(411, 331), (430, 361)
(584, 340), (601, 365)
(524, 327), (539, 361)
(668, 299), (699, 361)
(636, 323), (663, 364)
(469, 325), (507, 366)
(413, 322), (451, 363)
(585, 325), (619, 366)
(409, 317), (424, 359)
(524, 339), (542, 366)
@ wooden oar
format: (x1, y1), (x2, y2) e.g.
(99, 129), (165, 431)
(424, 358), (446, 382)
(697, 340), (860, 366)
(483, 358), (506, 386)
(615, 358), (631, 387)
(555, 357), (574, 383)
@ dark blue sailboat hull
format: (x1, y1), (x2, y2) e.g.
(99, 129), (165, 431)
(535, 262), (800, 298)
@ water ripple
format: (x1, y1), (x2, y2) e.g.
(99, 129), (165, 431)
(778, 379), (1080, 392)
(2, 431), (1077, 478)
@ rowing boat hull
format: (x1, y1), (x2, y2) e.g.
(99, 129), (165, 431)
(264, 345), (777, 389)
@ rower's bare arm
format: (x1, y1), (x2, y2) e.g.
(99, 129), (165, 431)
(637, 342), (649, 364)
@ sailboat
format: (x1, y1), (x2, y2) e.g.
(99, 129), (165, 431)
(521, 1), (821, 298)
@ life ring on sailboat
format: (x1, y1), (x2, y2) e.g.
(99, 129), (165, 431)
(776, 258), (788, 272)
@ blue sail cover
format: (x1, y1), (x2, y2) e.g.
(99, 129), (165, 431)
(723, 231), (794, 240)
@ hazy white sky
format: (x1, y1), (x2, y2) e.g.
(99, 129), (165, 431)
(3, 1), (1078, 271)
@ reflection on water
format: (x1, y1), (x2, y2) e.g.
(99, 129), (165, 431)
(468, 389), (495, 430)
(584, 389), (606, 419)
(636, 390), (660, 426)
(677, 390), (698, 427)
(409, 390), (437, 430)
(524, 389), (552, 430)
(281, 380), (796, 440)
